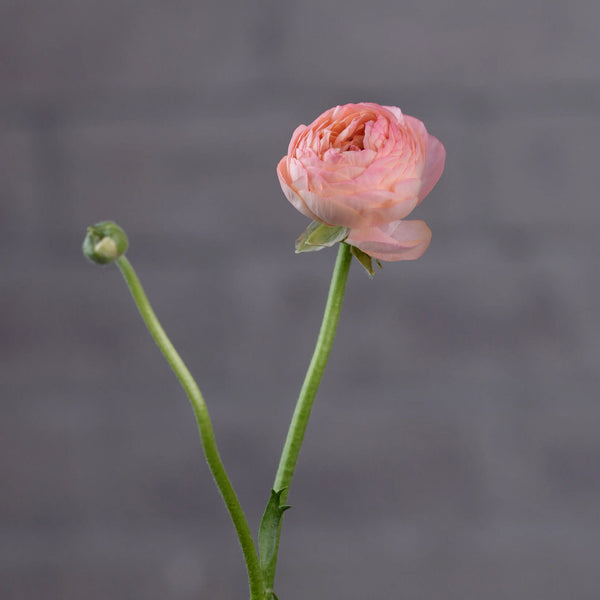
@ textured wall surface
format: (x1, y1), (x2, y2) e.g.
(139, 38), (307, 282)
(2, 1), (600, 599)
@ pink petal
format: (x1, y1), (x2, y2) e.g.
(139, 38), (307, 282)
(402, 116), (445, 203)
(346, 220), (432, 261)
(302, 188), (419, 229)
(277, 157), (320, 222)
(288, 124), (308, 155)
(381, 105), (404, 124)
(300, 189), (364, 227)
(418, 134), (446, 203)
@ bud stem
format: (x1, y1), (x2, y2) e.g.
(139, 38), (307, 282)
(266, 242), (353, 591)
(114, 255), (265, 600)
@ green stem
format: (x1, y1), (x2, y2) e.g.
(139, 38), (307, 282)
(267, 242), (353, 590)
(115, 256), (265, 600)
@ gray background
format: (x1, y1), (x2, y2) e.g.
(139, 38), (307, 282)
(2, 1), (600, 599)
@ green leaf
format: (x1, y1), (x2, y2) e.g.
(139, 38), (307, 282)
(350, 245), (375, 277)
(295, 221), (349, 253)
(258, 489), (291, 581)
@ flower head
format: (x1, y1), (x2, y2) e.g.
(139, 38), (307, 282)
(277, 103), (445, 261)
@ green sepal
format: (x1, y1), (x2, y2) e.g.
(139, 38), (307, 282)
(295, 221), (349, 253)
(350, 245), (375, 277)
(258, 489), (291, 582)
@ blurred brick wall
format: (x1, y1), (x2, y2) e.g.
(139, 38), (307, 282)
(2, 1), (600, 598)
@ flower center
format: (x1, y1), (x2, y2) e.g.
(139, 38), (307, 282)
(336, 122), (366, 152)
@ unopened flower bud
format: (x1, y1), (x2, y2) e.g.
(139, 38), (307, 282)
(82, 221), (128, 264)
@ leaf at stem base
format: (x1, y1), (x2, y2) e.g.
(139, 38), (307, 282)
(258, 489), (291, 585)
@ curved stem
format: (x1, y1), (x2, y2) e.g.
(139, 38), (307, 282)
(116, 256), (265, 600)
(267, 242), (352, 590)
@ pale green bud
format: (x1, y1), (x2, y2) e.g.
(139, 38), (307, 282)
(82, 221), (128, 265)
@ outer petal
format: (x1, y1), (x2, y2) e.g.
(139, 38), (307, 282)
(302, 187), (419, 229)
(418, 134), (446, 203)
(288, 124), (308, 155)
(346, 220), (432, 261)
(300, 189), (365, 227)
(276, 157), (320, 222)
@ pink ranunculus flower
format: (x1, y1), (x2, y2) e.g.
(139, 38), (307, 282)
(277, 102), (445, 261)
